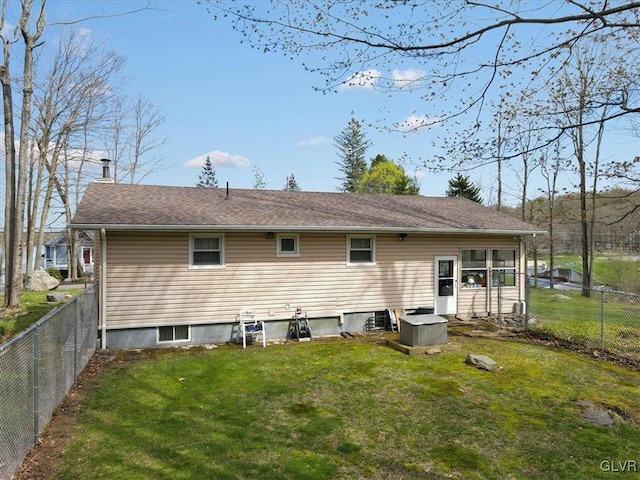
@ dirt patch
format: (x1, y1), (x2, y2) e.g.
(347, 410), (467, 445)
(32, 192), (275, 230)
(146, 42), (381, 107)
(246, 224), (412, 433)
(14, 350), (117, 480)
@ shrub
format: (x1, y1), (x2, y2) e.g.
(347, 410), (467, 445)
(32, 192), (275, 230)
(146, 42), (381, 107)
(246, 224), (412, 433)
(46, 269), (63, 281)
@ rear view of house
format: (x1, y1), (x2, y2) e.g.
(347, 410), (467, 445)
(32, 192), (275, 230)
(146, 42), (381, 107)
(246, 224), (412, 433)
(70, 181), (544, 349)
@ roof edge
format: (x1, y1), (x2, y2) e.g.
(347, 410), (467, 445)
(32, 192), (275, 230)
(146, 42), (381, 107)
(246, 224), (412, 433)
(69, 223), (546, 236)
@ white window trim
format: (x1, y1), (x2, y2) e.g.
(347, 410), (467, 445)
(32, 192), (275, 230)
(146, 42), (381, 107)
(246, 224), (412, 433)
(276, 233), (300, 257)
(460, 248), (488, 289)
(157, 325), (191, 343)
(189, 233), (225, 269)
(491, 248), (517, 288)
(347, 234), (376, 265)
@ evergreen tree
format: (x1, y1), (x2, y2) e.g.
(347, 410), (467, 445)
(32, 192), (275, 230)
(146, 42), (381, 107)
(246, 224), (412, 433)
(196, 156), (218, 188)
(334, 117), (370, 192)
(252, 165), (267, 189)
(283, 173), (301, 191)
(445, 173), (482, 203)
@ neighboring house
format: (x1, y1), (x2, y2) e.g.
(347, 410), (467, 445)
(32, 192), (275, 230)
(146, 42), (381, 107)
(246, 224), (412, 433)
(70, 181), (545, 349)
(44, 231), (94, 278)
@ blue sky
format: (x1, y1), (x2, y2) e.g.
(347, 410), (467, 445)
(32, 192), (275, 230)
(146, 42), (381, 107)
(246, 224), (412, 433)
(41, 1), (468, 196)
(35, 1), (640, 202)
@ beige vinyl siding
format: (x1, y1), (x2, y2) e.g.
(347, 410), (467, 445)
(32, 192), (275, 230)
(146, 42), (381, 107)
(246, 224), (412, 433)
(102, 231), (523, 329)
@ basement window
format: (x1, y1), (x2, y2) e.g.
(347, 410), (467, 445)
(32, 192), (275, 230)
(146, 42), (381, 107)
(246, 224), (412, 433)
(158, 325), (190, 343)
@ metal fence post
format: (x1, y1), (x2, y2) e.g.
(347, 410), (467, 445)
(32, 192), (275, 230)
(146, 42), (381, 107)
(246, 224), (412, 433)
(32, 325), (39, 445)
(73, 298), (78, 379)
(524, 271), (530, 330)
(600, 289), (605, 351)
(497, 269), (503, 325)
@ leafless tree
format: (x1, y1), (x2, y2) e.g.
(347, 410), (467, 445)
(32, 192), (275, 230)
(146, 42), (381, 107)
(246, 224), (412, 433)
(103, 94), (167, 184)
(210, 1), (640, 123)
(26, 30), (125, 281)
(1, 0), (46, 308)
(546, 36), (632, 295)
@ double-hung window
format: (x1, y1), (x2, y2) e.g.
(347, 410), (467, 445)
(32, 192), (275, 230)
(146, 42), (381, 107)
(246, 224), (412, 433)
(492, 249), (516, 287)
(348, 235), (375, 264)
(461, 249), (487, 288)
(190, 234), (224, 268)
(277, 233), (300, 257)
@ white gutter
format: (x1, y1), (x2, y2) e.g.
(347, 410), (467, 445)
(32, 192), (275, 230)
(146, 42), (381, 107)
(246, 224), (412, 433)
(71, 223), (547, 236)
(100, 228), (107, 350)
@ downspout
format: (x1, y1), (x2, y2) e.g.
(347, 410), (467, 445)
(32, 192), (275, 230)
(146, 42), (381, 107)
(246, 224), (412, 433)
(520, 236), (527, 315)
(100, 228), (107, 349)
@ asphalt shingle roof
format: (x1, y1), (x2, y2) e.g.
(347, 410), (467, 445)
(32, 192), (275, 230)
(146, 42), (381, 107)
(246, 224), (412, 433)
(70, 182), (544, 235)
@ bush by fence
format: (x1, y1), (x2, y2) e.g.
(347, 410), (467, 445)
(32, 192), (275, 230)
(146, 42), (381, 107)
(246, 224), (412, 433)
(0, 286), (98, 480)
(528, 287), (640, 365)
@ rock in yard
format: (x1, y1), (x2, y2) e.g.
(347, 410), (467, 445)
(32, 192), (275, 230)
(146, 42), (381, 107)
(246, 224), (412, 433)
(581, 408), (614, 427)
(46, 293), (66, 303)
(465, 354), (500, 372)
(26, 269), (60, 291)
(550, 294), (571, 301)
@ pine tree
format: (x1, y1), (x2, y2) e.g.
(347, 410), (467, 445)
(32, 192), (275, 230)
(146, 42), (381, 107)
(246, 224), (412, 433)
(252, 166), (267, 189)
(445, 173), (482, 203)
(196, 156), (218, 188)
(334, 117), (370, 192)
(283, 173), (301, 191)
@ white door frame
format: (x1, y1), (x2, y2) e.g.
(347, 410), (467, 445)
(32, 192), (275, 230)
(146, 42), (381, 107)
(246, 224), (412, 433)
(435, 255), (458, 315)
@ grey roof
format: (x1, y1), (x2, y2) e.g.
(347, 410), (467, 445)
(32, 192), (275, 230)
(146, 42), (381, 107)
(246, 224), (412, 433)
(70, 182), (545, 235)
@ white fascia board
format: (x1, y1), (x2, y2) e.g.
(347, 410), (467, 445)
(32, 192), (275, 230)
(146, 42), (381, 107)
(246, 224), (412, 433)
(69, 223), (546, 236)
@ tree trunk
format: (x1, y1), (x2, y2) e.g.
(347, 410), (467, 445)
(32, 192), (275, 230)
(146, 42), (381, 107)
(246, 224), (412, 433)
(1, 33), (19, 307)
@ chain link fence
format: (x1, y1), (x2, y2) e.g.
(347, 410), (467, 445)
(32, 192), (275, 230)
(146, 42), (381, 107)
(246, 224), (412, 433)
(0, 286), (98, 480)
(527, 286), (640, 366)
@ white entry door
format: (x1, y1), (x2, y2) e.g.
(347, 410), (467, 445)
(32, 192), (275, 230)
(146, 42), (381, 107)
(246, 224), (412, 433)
(435, 256), (457, 315)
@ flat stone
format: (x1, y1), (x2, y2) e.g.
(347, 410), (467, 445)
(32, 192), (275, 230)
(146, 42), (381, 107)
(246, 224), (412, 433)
(465, 354), (500, 371)
(46, 293), (66, 302)
(581, 408), (614, 426)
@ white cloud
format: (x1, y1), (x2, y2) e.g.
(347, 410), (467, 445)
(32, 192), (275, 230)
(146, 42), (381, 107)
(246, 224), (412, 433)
(297, 136), (327, 147)
(185, 150), (250, 168)
(392, 68), (426, 90)
(396, 115), (439, 133)
(339, 69), (381, 91)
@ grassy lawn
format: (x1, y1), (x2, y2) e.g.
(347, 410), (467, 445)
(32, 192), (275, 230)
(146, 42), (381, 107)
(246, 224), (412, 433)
(39, 337), (640, 480)
(0, 290), (83, 344)
(528, 287), (640, 361)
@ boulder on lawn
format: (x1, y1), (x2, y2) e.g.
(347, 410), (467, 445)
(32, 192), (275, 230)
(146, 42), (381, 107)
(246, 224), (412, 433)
(25, 269), (60, 291)
(46, 293), (66, 303)
(465, 354), (500, 372)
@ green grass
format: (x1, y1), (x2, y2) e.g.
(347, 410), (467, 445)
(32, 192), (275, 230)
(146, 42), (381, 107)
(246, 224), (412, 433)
(0, 290), (82, 343)
(529, 288), (640, 360)
(51, 338), (640, 480)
